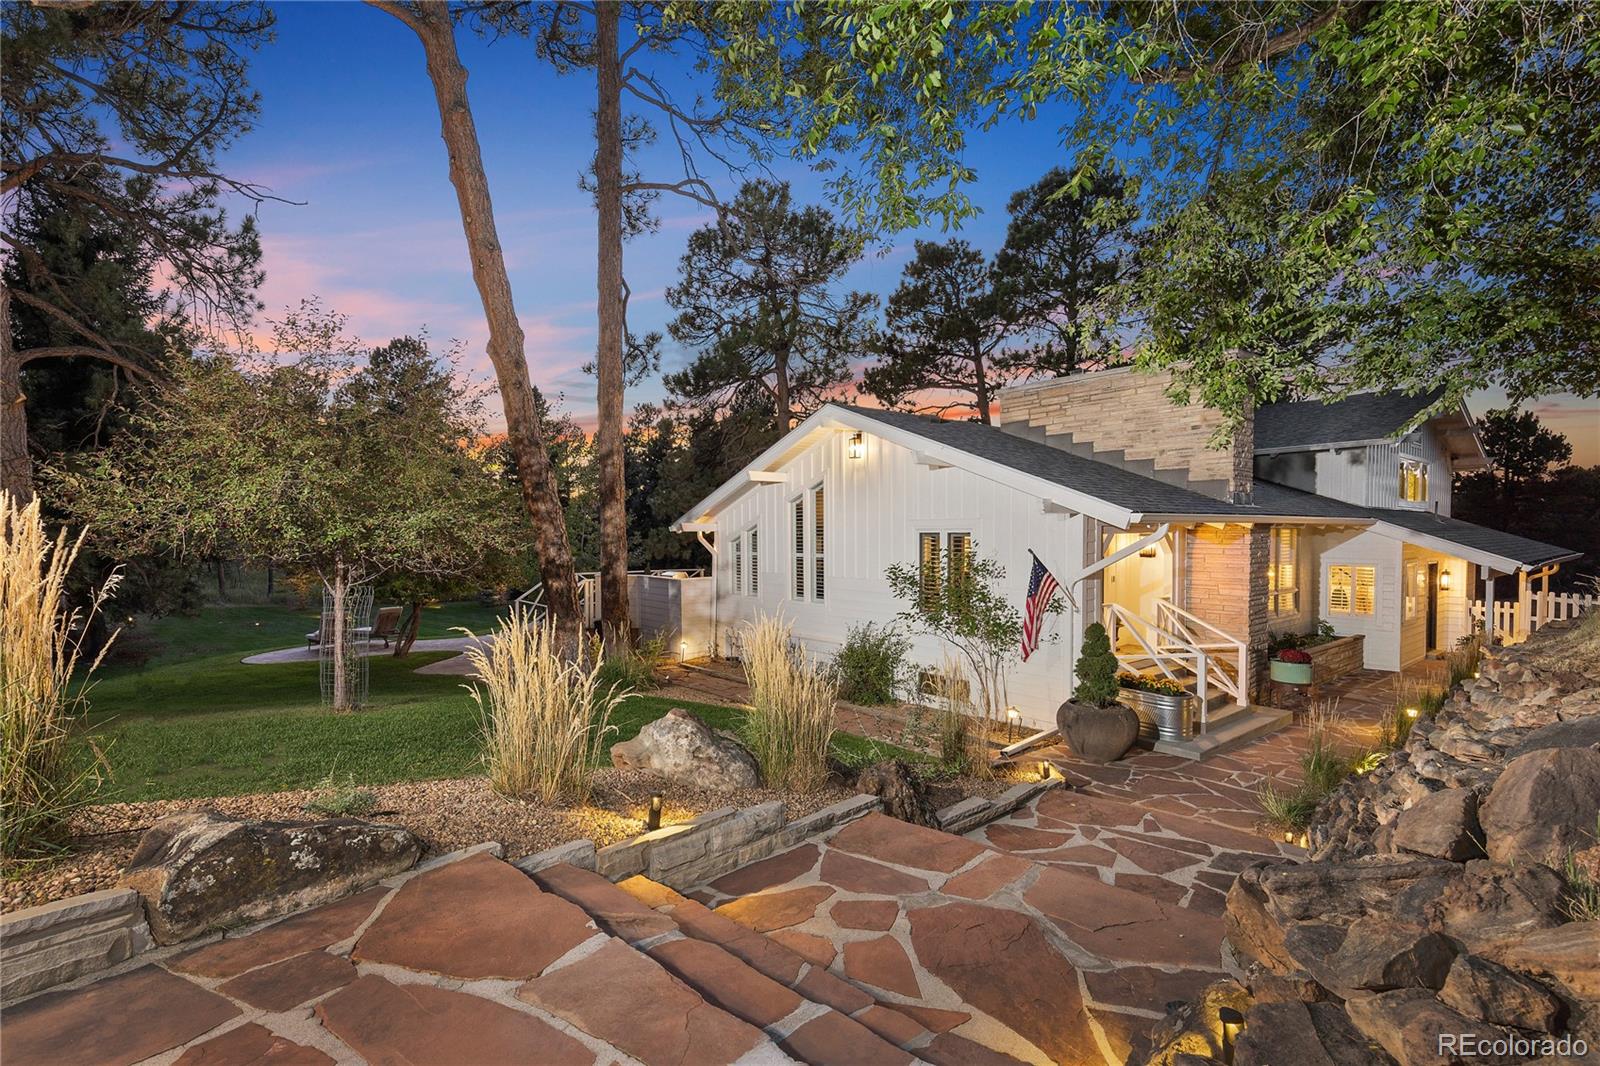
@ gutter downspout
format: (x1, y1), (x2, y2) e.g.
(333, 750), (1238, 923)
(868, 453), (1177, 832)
(696, 530), (717, 657)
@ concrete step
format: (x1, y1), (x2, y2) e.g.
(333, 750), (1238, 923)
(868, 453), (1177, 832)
(530, 863), (930, 1065)
(1151, 705), (1294, 760)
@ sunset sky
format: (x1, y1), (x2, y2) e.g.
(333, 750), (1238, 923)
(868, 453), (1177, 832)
(228, 3), (1598, 464)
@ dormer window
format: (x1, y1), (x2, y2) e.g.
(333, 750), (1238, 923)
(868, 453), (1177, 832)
(1399, 459), (1429, 504)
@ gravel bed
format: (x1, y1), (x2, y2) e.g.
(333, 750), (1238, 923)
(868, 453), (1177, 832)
(2, 766), (1021, 913)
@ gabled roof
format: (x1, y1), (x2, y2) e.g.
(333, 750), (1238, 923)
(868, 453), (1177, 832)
(1254, 389), (1447, 454)
(673, 402), (1577, 574)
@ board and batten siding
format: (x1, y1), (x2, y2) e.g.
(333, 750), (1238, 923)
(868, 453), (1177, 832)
(1314, 425), (1453, 515)
(1398, 546), (1471, 664)
(1306, 528), (1404, 671)
(707, 428), (1087, 730)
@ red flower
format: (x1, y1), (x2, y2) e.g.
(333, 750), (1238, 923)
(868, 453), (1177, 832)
(1276, 648), (1313, 664)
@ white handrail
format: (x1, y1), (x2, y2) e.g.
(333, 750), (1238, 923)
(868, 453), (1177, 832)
(1105, 604), (1212, 728)
(1156, 599), (1247, 708)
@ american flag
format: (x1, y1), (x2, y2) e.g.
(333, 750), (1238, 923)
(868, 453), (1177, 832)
(1021, 552), (1059, 662)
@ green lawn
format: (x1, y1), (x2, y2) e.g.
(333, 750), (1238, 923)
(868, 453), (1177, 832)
(87, 602), (912, 802)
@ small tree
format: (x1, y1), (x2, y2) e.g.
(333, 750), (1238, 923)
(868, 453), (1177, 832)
(1072, 623), (1120, 707)
(885, 548), (1051, 727)
(57, 305), (525, 710)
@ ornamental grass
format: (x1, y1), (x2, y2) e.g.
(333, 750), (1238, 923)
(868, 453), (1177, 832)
(463, 610), (627, 805)
(1, 493), (117, 859)
(739, 615), (837, 791)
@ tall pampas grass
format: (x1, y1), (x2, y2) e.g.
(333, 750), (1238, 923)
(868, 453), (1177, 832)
(1, 493), (118, 859)
(462, 610), (627, 805)
(739, 615), (837, 791)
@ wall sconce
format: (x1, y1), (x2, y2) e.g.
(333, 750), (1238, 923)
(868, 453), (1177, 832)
(1438, 570), (1452, 590)
(1139, 545), (1157, 558)
(847, 431), (865, 460)
(646, 793), (663, 831)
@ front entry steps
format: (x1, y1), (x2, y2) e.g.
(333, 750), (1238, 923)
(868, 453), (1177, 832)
(1149, 702), (1293, 760)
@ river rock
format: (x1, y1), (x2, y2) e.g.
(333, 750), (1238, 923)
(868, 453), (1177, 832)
(609, 708), (760, 790)
(120, 811), (420, 944)
(1479, 747), (1600, 868)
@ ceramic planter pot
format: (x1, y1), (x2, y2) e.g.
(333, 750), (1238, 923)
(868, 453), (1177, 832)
(1056, 700), (1140, 764)
(1118, 686), (1196, 741)
(1269, 659), (1314, 686)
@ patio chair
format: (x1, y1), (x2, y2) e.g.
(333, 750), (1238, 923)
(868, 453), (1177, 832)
(368, 606), (404, 648)
(305, 615), (375, 648)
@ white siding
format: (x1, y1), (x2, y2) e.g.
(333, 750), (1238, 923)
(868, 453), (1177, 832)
(1313, 429), (1451, 514)
(1307, 529), (1404, 670)
(706, 429), (1087, 730)
(1398, 546), (1471, 664)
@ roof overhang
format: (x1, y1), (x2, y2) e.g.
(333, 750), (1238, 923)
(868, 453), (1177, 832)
(670, 404), (1138, 531)
(1368, 521), (1580, 575)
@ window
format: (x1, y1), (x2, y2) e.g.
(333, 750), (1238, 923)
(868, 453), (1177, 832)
(1399, 459), (1429, 503)
(1328, 564), (1376, 616)
(733, 532), (744, 595)
(792, 498), (806, 599)
(811, 485), (825, 601)
(747, 528), (758, 595)
(1268, 527), (1299, 616)
(917, 531), (972, 609)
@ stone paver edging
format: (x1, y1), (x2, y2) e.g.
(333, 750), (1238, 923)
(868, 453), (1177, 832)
(0, 888), (154, 1004)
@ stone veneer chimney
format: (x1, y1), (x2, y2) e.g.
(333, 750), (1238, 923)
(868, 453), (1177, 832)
(995, 367), (1255, 503)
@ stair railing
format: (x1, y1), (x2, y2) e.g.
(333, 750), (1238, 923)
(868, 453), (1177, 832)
(1153, 599), (1247, 708)
(1104, 603), (1212, 729)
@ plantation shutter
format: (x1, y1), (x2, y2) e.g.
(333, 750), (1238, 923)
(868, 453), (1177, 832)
(947, 532), (972, 587)
(748, 528), (758, 595)
(1354, 565), (1376, 615)
(812, 485), (825, 601)
(733, 533), (743, 595)
(919, 533), (941, 609)
(792, 498), (805, 599)
(1329, 565), (1352, 613)
(1271, 527), (1298, 614)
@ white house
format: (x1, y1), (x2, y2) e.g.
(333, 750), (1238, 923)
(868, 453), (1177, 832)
(670, 367), (1581, 753)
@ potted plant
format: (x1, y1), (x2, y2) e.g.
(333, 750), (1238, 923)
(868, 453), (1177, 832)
(1270, 647), (1314, 685)
(1117, 672), (1198, 741)
(1055, 623), (1140, 763)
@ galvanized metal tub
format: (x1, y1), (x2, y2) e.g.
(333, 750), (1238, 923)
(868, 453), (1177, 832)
(1118, 687), (1197, 741)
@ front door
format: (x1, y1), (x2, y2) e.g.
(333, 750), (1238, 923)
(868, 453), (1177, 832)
(1426, 562), (1439, 653)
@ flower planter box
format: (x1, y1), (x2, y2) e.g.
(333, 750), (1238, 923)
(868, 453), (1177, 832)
(1118, 686), (1197, 741)
(1269, 659), (1313, 685)
(1304, 634), (1366, 684)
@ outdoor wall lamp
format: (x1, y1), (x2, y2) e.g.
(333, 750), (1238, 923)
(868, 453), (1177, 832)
(647, 793), (663, 832)
(1438, 570), (1452, 590)
(1139, 545), (1157, 558)
(847, 431), (865, 460)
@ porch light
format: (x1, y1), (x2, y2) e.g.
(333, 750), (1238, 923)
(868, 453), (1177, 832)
(1438, 570), (1452, 590)
(1139, 544), (1157, 558)
(847, 431), (865, 460)
(647, 793), (663, 831)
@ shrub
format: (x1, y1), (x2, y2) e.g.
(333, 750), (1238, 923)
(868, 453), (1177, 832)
(596, 635), (663, 696)
(303, 769), (379, 818)
(1072, 623), (1120, 706)
(1446, 634), (1483, 688)
(832, 623), (910, 705)
(463, 610), (627, 804)
(1, 494), (117, 859)
(740, 616), (837, 790)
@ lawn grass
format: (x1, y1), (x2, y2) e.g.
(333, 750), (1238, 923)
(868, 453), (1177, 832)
(84, 602), (917, 802)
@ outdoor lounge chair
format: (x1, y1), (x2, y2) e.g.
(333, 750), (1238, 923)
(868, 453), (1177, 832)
(368, 606), (403, 648)
(305, 616), (374, 648)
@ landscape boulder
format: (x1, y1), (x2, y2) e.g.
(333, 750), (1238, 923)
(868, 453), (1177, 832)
(1479, 746), (1600, 868)
(1390, 788), (1484, 861)
(1438, 954), (1564, 1033)
(1299, 915), (1454, 996)
(854, 760), (937, 827)
(120, 811), (420, 944)
(1345, 988), (1523, 1066)
(609, 708), (760, 791)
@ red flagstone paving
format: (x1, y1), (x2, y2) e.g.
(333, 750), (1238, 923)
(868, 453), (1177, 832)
(353, 852), (594, 979)
(5, 965), (240, 1066)
(940, 853), (1032, 900)
(530, 861), (677, 941)
(647, 937), (805, 1026)
(829, 813), (986, 873)
(778, 1011), (915, 1066)
(318, 974), (596, 1066)
(831, 898), (899, 930)
(818, 849), (932, 895)
(517, 939), (767, 1066)
(707, 842), (821, 895)
(714, 883), (835, 932)
(172, 1024), (335, 1066)
(215, 950), (356, 1012)
(842, 935), (922, 997)
(168, 886), (387, 978)
(768, 927), (838, 965)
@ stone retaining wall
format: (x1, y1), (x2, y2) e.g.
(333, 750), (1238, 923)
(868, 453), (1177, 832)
(1306, 633), (1365, 684)
(935, 778), (1061, 836)
(1, 888), (154, 1004)
(516, 793), (883, 890)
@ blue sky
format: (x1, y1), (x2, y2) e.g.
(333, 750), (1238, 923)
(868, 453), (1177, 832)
(228, 3), (1598, 463)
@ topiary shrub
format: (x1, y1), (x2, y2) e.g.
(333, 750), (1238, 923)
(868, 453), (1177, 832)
(1072, 623), (1120, 707)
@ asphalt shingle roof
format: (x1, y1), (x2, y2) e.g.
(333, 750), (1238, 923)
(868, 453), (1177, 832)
(1254, 389), (1445, 452)
(839, 405), (1578, 569)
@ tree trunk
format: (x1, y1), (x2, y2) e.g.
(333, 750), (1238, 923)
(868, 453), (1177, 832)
(330, 562), (349, 713)
(594, 3), (630, 650)
(0, 283), (32, 505)
(393, 599), (424, 657)
(215, 558), (227, 600)
(374, 0), (581, 647)
(774, 351), (792, 430)
(973, 349), (992, 424)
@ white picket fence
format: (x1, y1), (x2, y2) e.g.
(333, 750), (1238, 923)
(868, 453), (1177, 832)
(1471, 591), (1596, 642)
